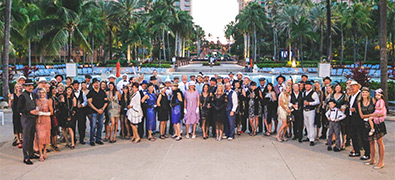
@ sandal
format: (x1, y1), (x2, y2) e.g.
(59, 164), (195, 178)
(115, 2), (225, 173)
(133, 139), (141, 144)
(159, 135), (165, 139)
(148, 137), (156, 141)
(51, 145), (60, 152)
(70, 145), (75, 150)
(175, 136), (182, 141)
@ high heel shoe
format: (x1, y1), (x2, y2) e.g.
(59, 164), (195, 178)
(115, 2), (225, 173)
(133, 139), (141, 144)
(364, 161), (376, 166)
(373, 164), (384, 169)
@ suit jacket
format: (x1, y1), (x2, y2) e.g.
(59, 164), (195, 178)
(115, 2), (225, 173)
(348, 91), (362, 125)
(274, 83), (284, 96)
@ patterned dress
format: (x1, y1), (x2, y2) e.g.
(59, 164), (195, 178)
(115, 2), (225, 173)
(36, 99), (51, 146)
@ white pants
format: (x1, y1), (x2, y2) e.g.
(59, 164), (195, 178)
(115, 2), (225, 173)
(303, 110), (316, 142)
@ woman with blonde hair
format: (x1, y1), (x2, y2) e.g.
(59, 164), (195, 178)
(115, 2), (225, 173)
(313, 80), (324, 141)
(211, 83), (227, 141)
(35, 88), (53, 161)
(276, 85), (292, 142)
(9, 83), (23, 148)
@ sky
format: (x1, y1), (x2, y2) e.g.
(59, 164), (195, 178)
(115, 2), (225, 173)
(192, 0), (239, 44)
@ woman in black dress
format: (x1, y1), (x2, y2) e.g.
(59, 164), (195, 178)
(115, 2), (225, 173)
(210, 83), (227, 141)
(48, 85), (60, 151)
(200, 84), (212, 139)
(234, 81), (246, 135)
(264, 83), (277, 136)
(246, 81), (262, 136)
(357, 87), (376, 160)
(157, 84), (171, 139)
(120, 86), (131, 139)
(60, 86), (77, 149)
(9, 83), (23, 148)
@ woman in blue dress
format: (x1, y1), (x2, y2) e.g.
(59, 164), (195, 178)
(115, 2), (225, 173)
(171, 83), (184, 141)
(141, 83), (157, 141)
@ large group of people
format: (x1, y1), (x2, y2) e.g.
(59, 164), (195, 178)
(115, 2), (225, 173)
(8, 71), (387, 169)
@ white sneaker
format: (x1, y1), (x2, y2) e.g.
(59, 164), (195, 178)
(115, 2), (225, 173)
(222, 135), (227, 139)
(228, 137), (233, 140)
(192, 135), (196, 139)
(186, 134), (190, 139)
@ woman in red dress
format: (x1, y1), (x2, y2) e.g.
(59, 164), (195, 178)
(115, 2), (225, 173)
(36, 88), (53, 162)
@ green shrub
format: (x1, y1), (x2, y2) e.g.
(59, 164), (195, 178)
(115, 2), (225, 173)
(370, 81), (395, 101)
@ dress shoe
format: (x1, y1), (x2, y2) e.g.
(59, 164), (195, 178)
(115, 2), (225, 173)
(319, 136), (326, 140)
(310, 141), (315, 146)
(360, 155), (370, 160)
(80, 141), (86, 145)
(292, 137), (298, 140)
(327, 147), (332, 151)
(298, 139), (302, 143)
(90, 142), (95, 146)
(12, 139), (18, 146)
(31, 154), (40, 159)
(23, 159), (33, 165)
(349, 152), (361, 157)
(333, 147), (341, 152)
(302, 138), (309, 142)
(96, 140), (104, 145)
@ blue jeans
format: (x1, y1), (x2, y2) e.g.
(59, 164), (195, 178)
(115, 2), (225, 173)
(226, 111), (236, 138)
(90, 113), (104, 142)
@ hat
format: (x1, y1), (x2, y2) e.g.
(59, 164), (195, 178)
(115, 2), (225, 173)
(17, 76), (26, 81)
(223, 77), (229, 80)
(141, 80), (148, 85)
(361, 87), (370, 92)
(50, 78), (56, 82)
(72, 80), (80, 85)
(92, 78), (99, 84)
(259, 77), (266, 81)
(122, 73), (128, 77)
(85, 74), (92, 79)
(164, 77), (172, 83)
(250, 81), (257, 86)
(217, 76), (223, 79)
(24, 79), (34, 86)
(210, 77), (216, 82)
(244, 76), (250, 80)
(159, 83), (166, 89)
(228, 72), (234, 75)
(349, 81), (360, 87)
(197, 74), (203, 78)
(276, 75), (286, 81)
(55, 74), (63, 80)
(323, 76), (332, 81)
(305, 80), (313, 86)
(172, 83), (179, 87)
(375, 88), (384, 96)
(236, 72), (243, 76)
(301, 74), (308, 78)
(190, 75), (196, 77)
(108, 74), (116, 79)
(150, 76), (157, 81)
(38, 77), (47, 83)
(188, 81), (196, 86)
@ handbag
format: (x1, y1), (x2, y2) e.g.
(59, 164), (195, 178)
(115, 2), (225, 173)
(286, 113), (295, 123)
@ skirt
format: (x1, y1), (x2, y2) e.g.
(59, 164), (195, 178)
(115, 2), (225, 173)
(171, 105), (181, 124)
(36, 116), (51, 146)
(368, 122), (387, 141)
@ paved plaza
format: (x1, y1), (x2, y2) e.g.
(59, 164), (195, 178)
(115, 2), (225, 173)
(0, 112), (394, 180)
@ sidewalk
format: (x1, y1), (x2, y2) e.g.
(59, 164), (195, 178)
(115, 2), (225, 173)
(0, 112), (394, 180)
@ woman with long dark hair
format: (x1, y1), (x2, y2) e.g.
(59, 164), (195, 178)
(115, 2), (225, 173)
(127, 83), (143, 143)
(61, 86), (77, 149)
(9, 83), (23, 148)
(48, 85), (60, 151)
(120, 86), (131, 139)
(246, 81), (262, 136)
(234, 81), (246, 136)
(200, 84), (212, 139)
(263, 83), (277, 136)
(107, 82), (121, 143)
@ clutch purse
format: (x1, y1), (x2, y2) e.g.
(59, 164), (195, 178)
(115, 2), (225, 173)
(286, 114), (295, 122)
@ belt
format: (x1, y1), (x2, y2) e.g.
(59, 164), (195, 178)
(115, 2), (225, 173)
(304, 109), (315, 112)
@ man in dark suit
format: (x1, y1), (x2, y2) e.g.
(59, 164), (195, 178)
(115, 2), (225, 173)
(258, 78), (266, 133)
(273, 75), (286, 134)
(348, 81), (370, 160)
(290, 83), (304, 142)
(139, 80), (148, 138)
(17, 79), (39, 165)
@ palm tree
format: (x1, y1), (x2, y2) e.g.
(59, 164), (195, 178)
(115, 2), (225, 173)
(326, 0), (332, 61)
(171, 10), (193, 58)
(1, 0), (11, 101)
(379, 0), (388, 107)
(341, 3), (372, 62)
(120, 22), (152, 61)
(276, 4), (305, 61)
(236, 2), (267, 62)
(27, 0), (93, 62)
(195, 25), (205, 58)
(309, 3), (326, 59)
(149, 6), (172, 61)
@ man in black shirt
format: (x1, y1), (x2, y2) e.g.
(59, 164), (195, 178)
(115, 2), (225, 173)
(17, 79), (39, 165)
(87, 78), (108, 146)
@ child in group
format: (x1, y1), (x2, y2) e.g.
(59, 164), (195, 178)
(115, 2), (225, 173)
(325, 100), (346, 152)
(368, 88), (387, 136)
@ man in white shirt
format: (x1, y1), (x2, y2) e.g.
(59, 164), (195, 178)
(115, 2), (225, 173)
(302, 80), (320, 146)
(195, 75), (204, 93)
(117, 74), (129, 93)
(225, 83), (238, 140)
(178, 74), (188, 94)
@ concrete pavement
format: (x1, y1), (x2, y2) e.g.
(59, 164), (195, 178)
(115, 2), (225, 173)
(0, 112), (394, 180)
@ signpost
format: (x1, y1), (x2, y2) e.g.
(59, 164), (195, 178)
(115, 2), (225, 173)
(318, 62), (331, 78)
(66, 63), (77, 77)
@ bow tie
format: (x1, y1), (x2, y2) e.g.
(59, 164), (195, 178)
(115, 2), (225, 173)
(124, 80), (127, 82)
(331, 110), (336, 112)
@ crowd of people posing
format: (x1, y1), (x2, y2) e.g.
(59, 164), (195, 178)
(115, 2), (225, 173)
(8, 71), (387, 169)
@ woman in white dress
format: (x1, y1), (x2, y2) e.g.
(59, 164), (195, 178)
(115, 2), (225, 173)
(276, 85), (292, 142)
(127, 83), (143, 143)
